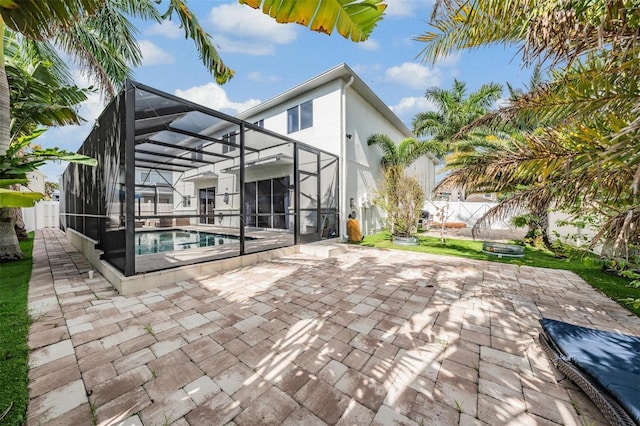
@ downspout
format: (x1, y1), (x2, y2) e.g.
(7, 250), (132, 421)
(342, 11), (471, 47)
(340, 76), (354, 240)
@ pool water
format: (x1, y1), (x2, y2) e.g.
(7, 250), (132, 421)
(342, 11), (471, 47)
(135, 230), (252, 255)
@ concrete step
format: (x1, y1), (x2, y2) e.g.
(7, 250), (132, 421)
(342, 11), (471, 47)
(299, 239), (347, 258)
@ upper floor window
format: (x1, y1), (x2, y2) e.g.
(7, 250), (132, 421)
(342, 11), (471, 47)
(222, 132), (237, 154)
(287, 100), (313, 134)
(254, 119), (264, 128)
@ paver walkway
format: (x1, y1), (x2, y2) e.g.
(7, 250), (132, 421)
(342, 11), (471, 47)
(25, 229), (640, 425)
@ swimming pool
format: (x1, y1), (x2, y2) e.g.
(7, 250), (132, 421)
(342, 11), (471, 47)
(135, 230), (253, 255)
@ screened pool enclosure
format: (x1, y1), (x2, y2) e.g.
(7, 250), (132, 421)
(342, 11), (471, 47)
(61, 81), (340, 276)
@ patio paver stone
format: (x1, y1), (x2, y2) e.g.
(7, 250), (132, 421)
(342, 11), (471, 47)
(25, 228), (640, 425)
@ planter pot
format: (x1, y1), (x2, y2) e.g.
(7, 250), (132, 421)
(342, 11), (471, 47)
(392, 235), (419, 246)
(482, 242), (524, 258)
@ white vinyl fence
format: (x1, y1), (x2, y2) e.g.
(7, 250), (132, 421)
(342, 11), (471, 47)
(22, 200), (59, 232)
(424, 200), (516, 230)
(423, 200), (597, 246)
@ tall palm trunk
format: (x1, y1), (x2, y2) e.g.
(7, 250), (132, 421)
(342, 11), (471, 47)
(14, 207), (28, 240)
(0, 19), (10, 156)
(0, 19), (18, 260)
(539, 209), (551, 248)
(0, 207), (23, 261)
(526, 206), (552, 249)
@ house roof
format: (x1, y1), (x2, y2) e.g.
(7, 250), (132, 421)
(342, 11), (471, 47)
(236, 63), (414, 139)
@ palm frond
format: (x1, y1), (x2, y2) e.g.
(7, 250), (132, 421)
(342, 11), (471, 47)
(367, 133), (398, 167)
(162, 0), (234, 84)
(470, 185), (554, 238)
(240, 0), (386, 42)
(0, 0), (104, 40)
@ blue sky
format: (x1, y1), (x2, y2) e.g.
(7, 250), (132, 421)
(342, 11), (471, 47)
(39, 0), (534, 179)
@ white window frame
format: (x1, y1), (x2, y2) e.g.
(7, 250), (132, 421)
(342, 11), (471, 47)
(287, 100), (313, 134)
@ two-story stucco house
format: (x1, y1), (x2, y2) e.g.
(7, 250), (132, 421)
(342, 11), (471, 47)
(61, 63), (439, 290)
(173, 63), (439, 239)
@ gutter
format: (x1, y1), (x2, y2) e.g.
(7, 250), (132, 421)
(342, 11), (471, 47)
(341, 76), (355, 240)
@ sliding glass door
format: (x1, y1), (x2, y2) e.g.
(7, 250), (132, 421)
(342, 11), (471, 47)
(199, 187), (215, 224)
(244, 177), (290, 230)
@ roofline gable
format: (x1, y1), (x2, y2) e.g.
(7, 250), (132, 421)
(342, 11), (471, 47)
(237, 63), (413, 137)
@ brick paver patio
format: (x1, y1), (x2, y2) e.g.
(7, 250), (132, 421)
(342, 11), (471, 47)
(25, 229), (640, 425)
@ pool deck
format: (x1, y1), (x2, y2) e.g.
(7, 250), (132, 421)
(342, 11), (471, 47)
(26, 228), (640, 425)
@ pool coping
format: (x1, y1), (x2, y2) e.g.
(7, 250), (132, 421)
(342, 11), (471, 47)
(66, 228), (299, 295)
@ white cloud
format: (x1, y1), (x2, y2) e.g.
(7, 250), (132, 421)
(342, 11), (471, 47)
(351, 63), (383, 75)
(174, 83), (261, 115)
(138, 40), (175, 66)
(436, 52), (461, 67)
(209, 3), (297, 44)
(494, 96), (511, 109)
(78, 94), (104, 124)
(213, 35), (276, 56)
(247, 71), (280, 83)
(385, 0), (434, 17)
(390, 96), (437, 118)
(384, 62), (440, 89)
(145, 21), (182, 39)
(358, 39), (380, 51)
(60, 70), (104, 122)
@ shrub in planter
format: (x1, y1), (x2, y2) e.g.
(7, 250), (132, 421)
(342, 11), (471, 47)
(374, 167), (425, 238)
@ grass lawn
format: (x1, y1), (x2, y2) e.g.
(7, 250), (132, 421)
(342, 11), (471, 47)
(361, 231), (640, 317)
(0, 234), (34, 426)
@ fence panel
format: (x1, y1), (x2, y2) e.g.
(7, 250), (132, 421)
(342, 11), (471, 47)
(424, 200), (515, 230)
(22, 201), (59, 231)
(423, 201), (595, 245)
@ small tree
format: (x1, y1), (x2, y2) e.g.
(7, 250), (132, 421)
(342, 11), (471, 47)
(367, 134), (435, 239)
(0, 131), (96, 261)
(375, 167), (425, 237)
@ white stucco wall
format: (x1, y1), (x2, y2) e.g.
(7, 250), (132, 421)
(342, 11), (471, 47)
(246, 80), (393, 236)
(407, 157), (437, 201)
(343, 86), (402, 234)
(171, 69), (437, 239)
(258, 81), (343, 156)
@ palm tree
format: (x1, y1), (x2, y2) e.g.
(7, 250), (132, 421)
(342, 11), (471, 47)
(0, 1), (103, 156)
(412, 79), (502, 153)
(367, 134), (438, 237)
(0, 2), (145, 259)
(412, 79), (501, 202)
(5, 30), (91, 140)
(416, 0), (640, 258)
(1, 30), (98, 261)
(435, 69), (558, 247)
(367, 133), (443, 169)
(0, 0), (231, 156)
(5, 28), (93, 242)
